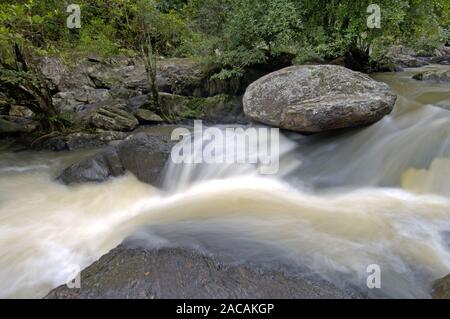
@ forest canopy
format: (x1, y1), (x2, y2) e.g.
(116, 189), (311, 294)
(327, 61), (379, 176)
(0, 0), (449, 78)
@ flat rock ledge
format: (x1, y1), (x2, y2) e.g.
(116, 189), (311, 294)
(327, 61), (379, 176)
(45, 246), (361, 299)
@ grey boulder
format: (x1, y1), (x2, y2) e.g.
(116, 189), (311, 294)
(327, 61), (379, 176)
(58, 131), (176, 187)
(243, 65), (397, 133)
(45, 245), (358, 299)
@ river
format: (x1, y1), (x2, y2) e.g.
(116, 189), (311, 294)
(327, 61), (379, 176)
(0, 65), (449, 298)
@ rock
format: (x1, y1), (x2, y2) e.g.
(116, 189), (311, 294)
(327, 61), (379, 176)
(390, 55), (428, 68)
(8, 105), (34, 118)
(177, 94), (247, 124)
(0, 116), (37, 134)
(135, 109), (164, 124)
(430, 56), (450, 65)
(156, 58), (203, 96)
(52, 87), (111, 113)
(0, 96), (10, 115)
(88, 105), (139, 132)
(412, 69), (450, 83)
(243, 65), (397, 133)
(433, 46), (450, 58)
(45, 245), (358, 299)
(58, 129), (176, 186)
(126, 94), (152, 112)
(58, 146), (124, 184)
(44, 131), (128, 151)
(38, 57), (94, 92)
(85, 63), (123, 89)
(381, 45), (429, 69)
(431, 274), (450, 299)
(116, 132), (175, 186)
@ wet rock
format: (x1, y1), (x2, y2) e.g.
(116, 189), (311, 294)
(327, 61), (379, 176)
(431, 274), (450, 299)
(45, 246), (358, 299)
(116, 132), (175, 186)
(412, 69), (450, 83)
(430, 56), (450, 65)
(0, 116), (37, 134)
(58, 146), (124, 184)
(243, 65), (396, 133)
(88, 105), (139, 132)
(58, 129), (176, 186)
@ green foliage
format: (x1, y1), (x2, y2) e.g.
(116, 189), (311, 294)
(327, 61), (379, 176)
(0, 0), (448, 78)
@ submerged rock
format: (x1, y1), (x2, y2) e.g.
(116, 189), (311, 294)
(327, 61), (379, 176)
(243, 65), (397, 133)
(58, 129), (175, 186)
(45, 246), (358, 299)
(431, 274), (450, 299)
(412, 69), (450, 83)
(58, 146), (124, 184)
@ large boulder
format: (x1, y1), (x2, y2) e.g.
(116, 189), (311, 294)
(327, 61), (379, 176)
(58, 129), (176, 187)
(115, 132), (175, 186)
(45, 245), (358, 299)
(243, 65), (397, 133)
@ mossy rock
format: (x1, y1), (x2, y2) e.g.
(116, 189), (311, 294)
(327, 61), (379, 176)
(432, 275), (450, 299)
(177, 94), (245, 124)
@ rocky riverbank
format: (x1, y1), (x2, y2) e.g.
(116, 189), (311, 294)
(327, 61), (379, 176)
(1, 45), (448, 144)
(45, 245), (361, 299)
(1, 45), (449, 300)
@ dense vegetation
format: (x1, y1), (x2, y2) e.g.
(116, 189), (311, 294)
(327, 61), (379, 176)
(0, 0), (449, 134)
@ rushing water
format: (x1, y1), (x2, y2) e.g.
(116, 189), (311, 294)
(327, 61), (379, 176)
(0, 65), (449, 299)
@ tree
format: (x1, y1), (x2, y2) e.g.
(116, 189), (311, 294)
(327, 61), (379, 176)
(0, 1), (66, 133)
(131, 0), (188, 121)
(213, 0), (302, 79)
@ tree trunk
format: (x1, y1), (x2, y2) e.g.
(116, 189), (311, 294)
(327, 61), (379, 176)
(140, 37), (171, 122)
